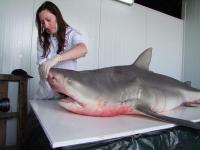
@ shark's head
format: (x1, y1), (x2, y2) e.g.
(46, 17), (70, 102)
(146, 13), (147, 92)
(48, 68), (78, 96)
(47, 69), (63, 92)
(47, 68), (98, 107)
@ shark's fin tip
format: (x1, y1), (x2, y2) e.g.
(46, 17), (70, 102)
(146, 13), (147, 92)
(133, 48), (153, 70)
(135, 104), (200, 130)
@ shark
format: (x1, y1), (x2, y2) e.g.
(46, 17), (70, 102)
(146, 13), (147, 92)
(47, 48), (200, 130)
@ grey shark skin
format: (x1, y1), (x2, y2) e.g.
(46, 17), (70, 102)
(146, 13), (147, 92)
(47, 48), (200, 130)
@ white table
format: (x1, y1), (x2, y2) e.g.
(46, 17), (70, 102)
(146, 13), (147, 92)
(30, 100), (200, 148)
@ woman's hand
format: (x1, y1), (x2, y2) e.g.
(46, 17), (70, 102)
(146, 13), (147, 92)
(39, 54), (61, 79)
(38, 43), (87, 79)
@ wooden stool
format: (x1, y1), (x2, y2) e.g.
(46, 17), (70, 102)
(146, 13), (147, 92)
(0, 75), (28, 150)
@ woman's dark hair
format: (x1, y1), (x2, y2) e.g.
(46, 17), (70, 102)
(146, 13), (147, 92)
(36, 1), (69, 57)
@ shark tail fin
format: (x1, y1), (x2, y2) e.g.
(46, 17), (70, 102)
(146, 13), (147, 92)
(135, 104), (200, 130)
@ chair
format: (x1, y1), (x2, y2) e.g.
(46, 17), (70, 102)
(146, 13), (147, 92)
(0, 74), (28, 150)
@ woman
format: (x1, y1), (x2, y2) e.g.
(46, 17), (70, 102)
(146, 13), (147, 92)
(34, 1), (87, 100)
(22, 1), (87, 149)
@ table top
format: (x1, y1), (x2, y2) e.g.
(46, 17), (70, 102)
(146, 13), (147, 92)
(30, 100), (200, 148)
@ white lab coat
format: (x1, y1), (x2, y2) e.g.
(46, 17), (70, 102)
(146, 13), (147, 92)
(33, 27), (84, 100)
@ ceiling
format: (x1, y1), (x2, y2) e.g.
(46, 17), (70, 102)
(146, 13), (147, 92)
(134, 0), (182, 19)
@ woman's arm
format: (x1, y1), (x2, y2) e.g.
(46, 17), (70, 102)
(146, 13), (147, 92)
(39, 42), (88, 79)
(58, 42), (87, 61)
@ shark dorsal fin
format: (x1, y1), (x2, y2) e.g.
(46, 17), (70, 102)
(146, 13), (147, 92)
(133, 48), (152, 70)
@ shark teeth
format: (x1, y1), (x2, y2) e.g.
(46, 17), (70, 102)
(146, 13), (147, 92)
(60, 93), (85, 108)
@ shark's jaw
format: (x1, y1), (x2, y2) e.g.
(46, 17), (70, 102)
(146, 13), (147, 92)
(56, 88), (136, 117)
(47, 72), (137, 116)
(59, 98), (135, 117)
(48, 77), (135, 116)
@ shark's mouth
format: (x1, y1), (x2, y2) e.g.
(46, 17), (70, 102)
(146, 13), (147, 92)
(58, 92), (85, 108)
(57, 92), (98, 116)
(58, 91), (135, 117)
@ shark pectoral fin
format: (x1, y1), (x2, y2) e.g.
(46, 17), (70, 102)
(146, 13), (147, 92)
(183, 102), (200, 107)
(135, 104), (200, 130)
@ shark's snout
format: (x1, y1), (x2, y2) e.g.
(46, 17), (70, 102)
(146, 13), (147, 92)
(47, 71), (54, 81)
(47, 70), (55, 85)
(47, 69), (69, 94)
(47, 70), (59, 91)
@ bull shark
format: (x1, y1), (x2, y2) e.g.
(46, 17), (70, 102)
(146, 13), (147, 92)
(47, 48), (200, 130)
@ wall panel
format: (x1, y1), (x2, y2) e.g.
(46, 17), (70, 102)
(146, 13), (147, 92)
(99, 1), (146, 68)
(99, 0), (183, 80)
(146, 8), (183, 79)
(182, 0), (200, 88)
(0, 0), (33, 74)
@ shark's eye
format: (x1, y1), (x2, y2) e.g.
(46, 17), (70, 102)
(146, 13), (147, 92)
(51, 76), (58, 83)
(67, 78), (72, 84)
(52, 76), (56, 81)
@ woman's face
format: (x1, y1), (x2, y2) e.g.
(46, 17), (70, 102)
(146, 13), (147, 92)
(39, 9), (57, 34)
